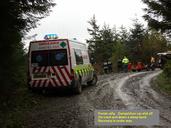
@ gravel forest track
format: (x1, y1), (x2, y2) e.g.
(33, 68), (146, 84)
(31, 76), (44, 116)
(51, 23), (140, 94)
(22, 71), (171, 128)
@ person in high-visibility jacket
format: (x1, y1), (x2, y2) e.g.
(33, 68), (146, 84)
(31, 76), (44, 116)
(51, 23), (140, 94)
(122, 56), (129, 72)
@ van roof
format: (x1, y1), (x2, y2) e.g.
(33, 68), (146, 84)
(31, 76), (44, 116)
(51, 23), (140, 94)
(30, 39), (68, 43)
(157, 51), (171, 55)
(68, 39), (86, 46)
(30, 39), (86, 45)
(30, 39), (87, 48)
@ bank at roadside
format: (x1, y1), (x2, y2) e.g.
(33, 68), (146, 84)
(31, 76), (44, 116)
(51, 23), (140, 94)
(152, 60), (171, 96)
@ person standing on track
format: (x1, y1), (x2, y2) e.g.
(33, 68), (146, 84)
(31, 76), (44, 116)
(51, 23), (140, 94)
(151, 56), (155, 64)
(150, 56), (156, 70)
(122, 56), (129, 72)
(117, 59), (122, 72)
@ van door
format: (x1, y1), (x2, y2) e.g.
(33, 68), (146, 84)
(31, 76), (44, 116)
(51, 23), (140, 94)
(30, 50), (50, 88)
(48, 40), (72, 87)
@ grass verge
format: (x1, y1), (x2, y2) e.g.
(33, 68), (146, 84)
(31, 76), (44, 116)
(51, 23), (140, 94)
(153, 72), (171, 95)
(0, 86), (44, 128)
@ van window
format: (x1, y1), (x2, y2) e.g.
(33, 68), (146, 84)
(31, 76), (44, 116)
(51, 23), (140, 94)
(49, 49), (68, 66)
(74, 49), (83, 65)
(31, 51), (48, 66)
(31, 49), (68, 66)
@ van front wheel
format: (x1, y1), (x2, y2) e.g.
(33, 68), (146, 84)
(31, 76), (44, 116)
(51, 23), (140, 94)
(87, 73), (98, 86)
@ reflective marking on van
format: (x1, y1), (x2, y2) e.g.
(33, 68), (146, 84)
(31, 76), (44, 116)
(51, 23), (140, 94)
(61, 67), (70, 85)
(50, 78), (56, 87)
(56, 66), (69, 86)
(51, 66), (64, 86)
(52, 78), (58, 87)
(35, 80), (39, 87)
(30, 65), (72, 87)
(45, 80), (49, 87)
(49, 67), (61, 86)
(54, 66), (67, 86)
(40, 80), (45, 87)
(63, 66), (72, 79)
(34, 67), (41, 73)
(40, 67), (45, 72)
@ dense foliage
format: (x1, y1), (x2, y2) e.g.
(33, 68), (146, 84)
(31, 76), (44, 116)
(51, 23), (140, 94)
(127, 19), (146, 61)
(142, 0), (171, 34)
(164, 60), (171, 77)
(87, 16), (168, 72)
(142, 0), (171, 86)
(0, 0), (55, 94)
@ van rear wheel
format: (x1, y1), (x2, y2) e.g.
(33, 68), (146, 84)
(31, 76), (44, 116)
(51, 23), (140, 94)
(73, 79), (82, 94)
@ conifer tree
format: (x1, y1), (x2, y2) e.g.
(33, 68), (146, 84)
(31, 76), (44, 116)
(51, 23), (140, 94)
(142, 0), (171, 34)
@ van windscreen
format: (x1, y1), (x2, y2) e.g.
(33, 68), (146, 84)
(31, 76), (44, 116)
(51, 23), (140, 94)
(31, 49), (68, 66)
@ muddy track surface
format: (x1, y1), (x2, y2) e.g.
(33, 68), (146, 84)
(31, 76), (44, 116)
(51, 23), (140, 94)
(118, 71), (171, 128)
(23, 71), (171, 128)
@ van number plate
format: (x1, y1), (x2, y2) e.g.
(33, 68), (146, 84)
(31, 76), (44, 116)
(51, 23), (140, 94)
(33, 73), (47, 78)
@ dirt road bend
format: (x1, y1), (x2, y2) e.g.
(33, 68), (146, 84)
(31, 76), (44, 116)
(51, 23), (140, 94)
(23, 71), (171, 128)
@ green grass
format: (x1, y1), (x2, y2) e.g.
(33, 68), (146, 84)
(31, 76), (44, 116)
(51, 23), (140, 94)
(155, 72), (171, 95)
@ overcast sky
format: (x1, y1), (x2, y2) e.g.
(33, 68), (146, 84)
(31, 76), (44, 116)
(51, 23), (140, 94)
(25, 0), (147, 47)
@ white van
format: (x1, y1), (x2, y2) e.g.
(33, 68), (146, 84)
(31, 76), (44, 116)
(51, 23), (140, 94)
(28, 35), (97, 94)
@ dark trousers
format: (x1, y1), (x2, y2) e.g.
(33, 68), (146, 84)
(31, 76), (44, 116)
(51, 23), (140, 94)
(123, 64), (128, 72)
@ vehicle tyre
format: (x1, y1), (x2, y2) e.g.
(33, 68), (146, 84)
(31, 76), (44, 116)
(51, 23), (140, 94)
(73, 79), (82, 94)
(87, 73), (98, 86)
